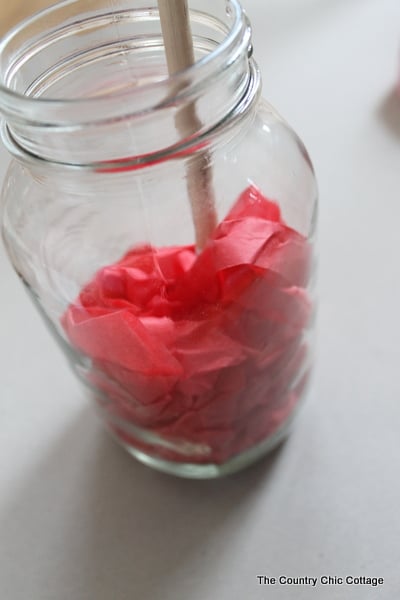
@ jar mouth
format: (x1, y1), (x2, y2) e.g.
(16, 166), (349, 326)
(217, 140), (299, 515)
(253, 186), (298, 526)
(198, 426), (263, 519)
(1, 59), (260, 172)
(0, 0), (251, 126)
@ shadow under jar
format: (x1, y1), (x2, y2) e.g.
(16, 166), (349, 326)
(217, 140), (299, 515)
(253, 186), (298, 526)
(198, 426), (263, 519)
(0, 0), (317, 478)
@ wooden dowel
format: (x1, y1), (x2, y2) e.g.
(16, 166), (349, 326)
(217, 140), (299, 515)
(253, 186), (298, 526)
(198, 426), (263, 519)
(158, 0), (217, 250)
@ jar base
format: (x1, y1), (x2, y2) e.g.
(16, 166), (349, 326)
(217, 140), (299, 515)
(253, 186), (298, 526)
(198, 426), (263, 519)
(108, 414), (296, 479)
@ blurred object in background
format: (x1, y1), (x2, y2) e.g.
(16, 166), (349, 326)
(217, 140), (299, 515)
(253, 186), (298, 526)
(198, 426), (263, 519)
(380, 89), (400, 139)
(1, 0), (56, 36)
(397, 49), (400, 99)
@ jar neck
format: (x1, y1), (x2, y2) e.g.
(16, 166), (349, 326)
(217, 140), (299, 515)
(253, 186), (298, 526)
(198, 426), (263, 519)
(0, 0), (257, 169)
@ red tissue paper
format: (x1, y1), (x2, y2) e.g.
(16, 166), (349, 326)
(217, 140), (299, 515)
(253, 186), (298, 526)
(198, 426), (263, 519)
(62, 186), (313, 464)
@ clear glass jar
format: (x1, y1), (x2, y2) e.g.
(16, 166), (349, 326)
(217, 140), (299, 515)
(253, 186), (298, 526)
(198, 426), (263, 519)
(0, 0), (317, 478)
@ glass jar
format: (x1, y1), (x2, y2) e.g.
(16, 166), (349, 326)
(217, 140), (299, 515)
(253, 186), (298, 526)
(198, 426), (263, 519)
(0, 0), (317, 478)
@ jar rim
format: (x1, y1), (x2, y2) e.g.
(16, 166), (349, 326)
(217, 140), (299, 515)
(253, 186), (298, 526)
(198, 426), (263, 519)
(0, 0), (250, 126)
(1, 58), (260, 171)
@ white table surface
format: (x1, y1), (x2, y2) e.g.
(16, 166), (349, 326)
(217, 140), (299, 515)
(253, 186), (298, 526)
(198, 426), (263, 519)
(1, 1), (400, 598)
